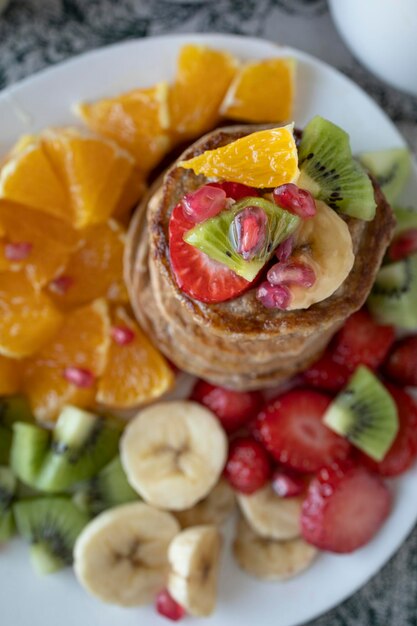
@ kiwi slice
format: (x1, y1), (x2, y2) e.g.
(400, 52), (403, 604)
(297, 116), (376, 220)
(359, 148), (411, 203)
(0, 466), (17, 542)
(0, 396), (34, 465)
(73, 456), (138, 515)
(184, 197), (300, 281)
(323, 366), (398, 461)
(0, 427), (12, 465)
(13, 496), (89, 574)
(393, 206), (417, 236)
(367, 254), (417, 329)
(11, 406), (121, 493)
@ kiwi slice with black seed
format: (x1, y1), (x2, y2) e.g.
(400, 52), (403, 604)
(0, 396), (34, 464)
(323, 365), (398, 461)
(393, 206), (417, 236)
(73, 456), (138, 516)
(298, 116), (376, 220)
(11, 406), (121, 493)
(359, 148), (411, 204)
(0, 466), (17, 542)
(13, 496), (89, 574)
(367, 254), (417, 329)
(184, 196), (300, 281)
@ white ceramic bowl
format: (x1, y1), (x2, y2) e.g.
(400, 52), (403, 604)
(329, 0), (417, 96)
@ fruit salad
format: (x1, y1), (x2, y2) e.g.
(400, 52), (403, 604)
(1, 43), (417, 624)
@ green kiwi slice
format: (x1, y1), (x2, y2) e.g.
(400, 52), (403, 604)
(367, 254), (417, 329)
(0, 466), (17, 542)
(297, 116), (376, 220)
(323, 366), (398, 461)
(393, 206), (417, 236)
(0, 427), (12, 465)
(13, 496), (89, 574)
(359, 148), (411, 204)
(184, 197), (300, 281)
(73, 457), (138, 516)
(11, 406), (121, 493)
(0, 396), (34, 465)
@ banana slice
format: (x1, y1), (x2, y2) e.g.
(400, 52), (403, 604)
(174, 479), (236, 528)
(74, 502), (180, 606)
(168, 525), (222, 617)
(233, 516), (317, 581)
(237, 484), (302, 540)
(288, 199), (354, 309)
(120, 401), (228, 510)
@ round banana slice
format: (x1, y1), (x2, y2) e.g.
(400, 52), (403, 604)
(233, 516), (317, 581)
(120, 401), (228, 510)
(174, 479), (236, 528)
(237, 484), (303, 540)
(74, 502), (180, 606)
(288, 200), (354, 309)
(168, 525), (222, 617)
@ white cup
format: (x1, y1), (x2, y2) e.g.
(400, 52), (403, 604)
(328, 0), (417, 96)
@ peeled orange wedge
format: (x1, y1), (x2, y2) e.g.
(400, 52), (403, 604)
(179, 126), (299, 188)
(113, 167), (147, 225)
(0, 355), (21, 395)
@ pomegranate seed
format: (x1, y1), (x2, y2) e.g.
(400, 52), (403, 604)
(182, 185), (226, 223)
(389, 229), (417, 261)
(273, 183), (316, 218)
(63, 366), (95, 388)
(271, 468), (306, 498)
(111, 325), (135, 346)
(155, 589), (185, 622)
(256, 281), (291, 309)
(49, 275), (74, 295)
(267, 260), (316, 288)
(275, 236), (294, 261)
(4, 241), (32, 261)
(231, 206), (268, 260)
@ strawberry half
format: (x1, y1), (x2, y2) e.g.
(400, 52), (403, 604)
(384, 336), (417, 387)
(301, 461), (391, 553)
(302, 349), (350, 392)
(253, 390), (351, 472)
(169, 203), (250, 303)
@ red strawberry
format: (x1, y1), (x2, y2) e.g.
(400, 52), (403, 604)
(302, 349), (350, 392)
(388, 229), (417, 261)
(358, 385), (417, 477)
(253, 390), (350, 472)
(384, 336), (417, 387)
(224, 437), (271, 494)
(301, 461), (391, 553)
(169, 203), (250, 303)
(191, 380), (262, 433)
(209, 181), (259, 201)
(271, 468), (306, 498)
(333, 309), (395, 371)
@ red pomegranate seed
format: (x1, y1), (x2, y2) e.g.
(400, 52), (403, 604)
(388, 229), (417, 261)
(49, 275), (74, 295)
(231, 206), (268, 260)
(155, 589), (185, 622)
(63, 366), (95, 388)
(182, 184), (226, 223)
(267, 260), (316, 288)
(271, 468), (306, 498)
(4, 241), (32, 261)
(273, 183), (316, 218)
(275, 236), (294, 261)
(256, 281), (291, 309)
(111, 325), (135, 346)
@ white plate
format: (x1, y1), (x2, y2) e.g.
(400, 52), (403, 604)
(0, 33), (416, 626)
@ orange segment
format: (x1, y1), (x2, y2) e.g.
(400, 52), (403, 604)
(42, 128), (136, 228)
(48, 220), (128, 308)
(112, 168), (147, 225)
(220, 58), (295, 123)
(169, 45), (238, 140)
(0, 355), (21, 395)
(179, 126), (299, 188)
(76, 82), (171, 174)
(0, 272), (63, 358)
(96, 307), (174, 409)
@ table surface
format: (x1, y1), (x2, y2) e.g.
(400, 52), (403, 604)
(1, 2), (417, 625)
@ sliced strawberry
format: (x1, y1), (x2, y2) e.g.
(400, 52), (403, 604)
(301, 461), (391, 553)
(253, 390), (351, 472)
(302, 349), (350, 392)
(191, 380), (262, 433)
(333, 309), (395, 372)
(209, 181), (259, 201)
(358, 385), (417, 477)
(169, 203), (250, 303)
(271, 468), (306, 498)
(384, 336), (417, 387)
(224, 437), (271, 494)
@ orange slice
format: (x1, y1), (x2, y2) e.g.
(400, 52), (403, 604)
(96, 307), (174, 409)
(42, 128), (137, 228)
(23, 299), (110, 422)
(179, 125), (299, 188)
(76, 82), (171, 174)
(48, 220), (128, 308)
(220, 58), (295, 123)
(0, 272), (63, 358)
(169, 45), (238, 140)
(0, 355), (21, 395)
(112, 167), (147, 225)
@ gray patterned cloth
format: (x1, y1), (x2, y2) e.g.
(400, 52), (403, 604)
(0, 1), (416, 625)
